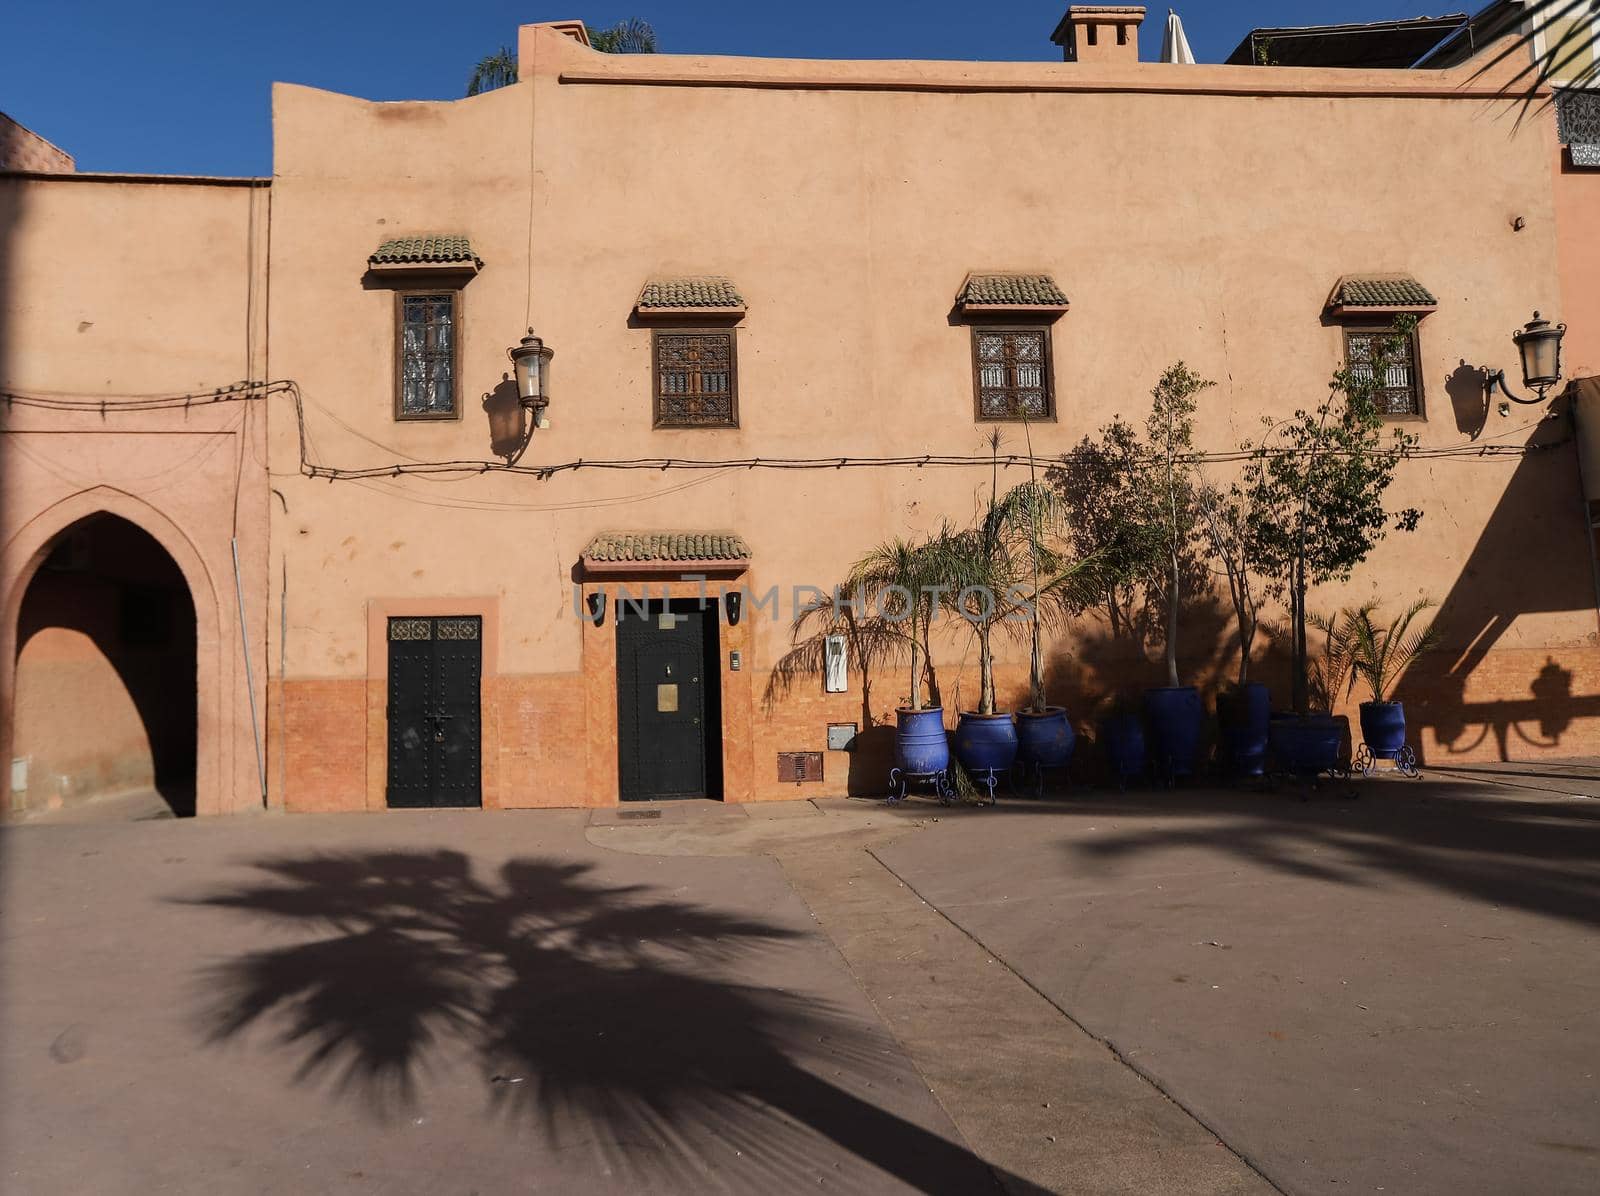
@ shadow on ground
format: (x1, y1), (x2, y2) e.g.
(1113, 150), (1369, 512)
(178, 850), (1038, 1193)
(872, 782), (1600, 930)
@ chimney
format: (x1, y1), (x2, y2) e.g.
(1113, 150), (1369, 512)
(1050, 6), (1146, 64)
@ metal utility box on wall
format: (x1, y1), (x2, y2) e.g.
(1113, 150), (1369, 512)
(777, 752), (824, 783)
(827, 723), (857, 751)
(824, 635), (848, 692)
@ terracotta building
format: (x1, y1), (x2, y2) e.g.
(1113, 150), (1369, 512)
(2, 7), (1598, 817)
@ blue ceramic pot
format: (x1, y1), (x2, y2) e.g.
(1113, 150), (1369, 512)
(1145, 686), (1204, 778)
(1016, 708), (1076, 770)
(953, 711), (1019, 775)
(1101, 713), (1146, 781)
(1270, 714), (1342, 776)
(895, 707), (949, 776)
(1218, 683), (1271, 777)
(1359, 701), (1407, 760)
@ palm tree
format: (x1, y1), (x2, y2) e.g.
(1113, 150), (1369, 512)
(763, 577), (907, 726)
(466, 19), (659, 96)
(845, 529), (960, 713)
(467, 46), (517, 97)
(941, 479), (1104, 717)
(1346, 598), (1440, 705)
(590, 17), (659, 54)
(1472, 1), (1598, 100)
(1307, 607), (1362, 713)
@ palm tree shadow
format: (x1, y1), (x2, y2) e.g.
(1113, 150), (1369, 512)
(178, 851), (1039, 1193)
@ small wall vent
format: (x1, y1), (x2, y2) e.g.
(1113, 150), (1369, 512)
(777, 752), (824, 783)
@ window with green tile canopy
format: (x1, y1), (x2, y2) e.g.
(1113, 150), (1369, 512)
(397, 292), (458, 419)
(973, 328), (1052, 421)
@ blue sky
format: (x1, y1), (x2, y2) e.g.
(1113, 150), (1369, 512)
(6, 2), (1451, 175)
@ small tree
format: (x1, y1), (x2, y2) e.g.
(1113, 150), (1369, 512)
(1047, 418), (1165, 645)
(1246, 321), (1423, 714)
(1147, 363), (1215, 689)
(1195, 476), (1268, 686)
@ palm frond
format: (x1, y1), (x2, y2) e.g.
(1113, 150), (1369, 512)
(1308, 606), (1363, 712)
(590, 17), (659, 54)
(1468, 0), (1600, 116)
(466, 47), (518, 97)
(1343, 597), (1438, 703)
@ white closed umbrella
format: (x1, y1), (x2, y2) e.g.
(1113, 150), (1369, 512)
(1160, 9), (1197, 64)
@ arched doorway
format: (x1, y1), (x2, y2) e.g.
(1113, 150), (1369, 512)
(11, 514), (198, 817)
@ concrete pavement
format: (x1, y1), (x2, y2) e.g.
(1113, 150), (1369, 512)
(0, 809), (1001, 1194)
(5, 771), (1595, 1194)
(872, 779), (1600, 1195)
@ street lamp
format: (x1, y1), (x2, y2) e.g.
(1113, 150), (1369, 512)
(1487, 311), (1567, 406)
(508, 328), (554, 427)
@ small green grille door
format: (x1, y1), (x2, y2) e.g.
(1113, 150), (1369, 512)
(386, 616), (482, 808)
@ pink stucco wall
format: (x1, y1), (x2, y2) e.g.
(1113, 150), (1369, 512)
(0, 113), (73, 174)
(257, 23), (1594, 808)
(4, 19), (1596, 813)
(0, 175), (269, 815)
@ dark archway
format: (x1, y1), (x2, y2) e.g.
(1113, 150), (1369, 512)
(12, 513), (197, 816)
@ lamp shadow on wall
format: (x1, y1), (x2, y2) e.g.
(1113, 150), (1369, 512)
(176, 851), (1040, 1192)
(1444, 361), (1491, 439)
(1393, 392), (1600, 763)
(481, 376), (527, 462)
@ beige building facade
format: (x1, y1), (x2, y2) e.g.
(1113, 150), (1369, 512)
(3, 9), (1599, 816)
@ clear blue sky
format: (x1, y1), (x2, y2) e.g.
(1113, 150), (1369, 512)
(5, 2), (1452, 175)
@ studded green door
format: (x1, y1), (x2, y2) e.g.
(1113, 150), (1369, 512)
(386, 616), (482, 808)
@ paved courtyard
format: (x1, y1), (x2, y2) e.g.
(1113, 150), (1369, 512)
(2, 770), (1597, 1194)
(874, 778), (1600, 1195)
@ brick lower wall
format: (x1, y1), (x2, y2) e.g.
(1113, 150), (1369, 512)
(272, 638), (1600, 811)
(277, 679), (366, 812)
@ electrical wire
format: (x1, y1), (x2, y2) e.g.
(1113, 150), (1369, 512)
(0, 378), (1575, 487)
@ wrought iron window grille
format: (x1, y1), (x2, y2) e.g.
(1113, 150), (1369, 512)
(653, 330), (739, 428)
(971, 328), (1054, 421)
(1344, 326), (1424, 418)
(396, 292), (460, 420)
(1557, 88), (1600, 167)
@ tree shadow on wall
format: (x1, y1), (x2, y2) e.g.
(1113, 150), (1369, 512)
(1036, 588), (1296, 783)
(177, 851), (1036, 1193)
(1393, 395), (1600, 763)
(763, 600), (927, 798)
(1044, 587), (1292, 721)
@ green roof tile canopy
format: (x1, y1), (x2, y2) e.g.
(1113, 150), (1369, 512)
(583, 531), (752, 568)
(1330, 275), (1438, 312)
(957, 273), (1070, 312)
(635, 277), (746, 313)
(368, 235), (482, 272)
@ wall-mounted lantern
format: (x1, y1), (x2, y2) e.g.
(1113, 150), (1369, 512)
(724, 590), (742, 627)
(1488, 311), (1567, 406)
(586, 591), (607, 627)
(508, 328), (554, 428)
